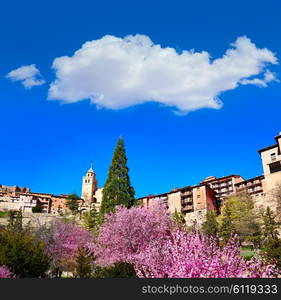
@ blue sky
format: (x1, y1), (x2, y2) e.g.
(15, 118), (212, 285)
(0, 0), (280, 198)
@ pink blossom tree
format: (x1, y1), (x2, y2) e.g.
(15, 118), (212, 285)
(95, 204), (279, 278)
(95, 203), (174, 266)
(130, 231), (279, 278)
(42, 220), (94, 275)
(0, 265), (13, 278)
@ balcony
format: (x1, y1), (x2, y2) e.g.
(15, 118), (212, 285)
(181, 198), (193, 205)
(182, 205), (193, 212)
(181, 191), (192, 197)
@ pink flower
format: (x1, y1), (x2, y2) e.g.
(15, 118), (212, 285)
(95, 204), (279, 278)
(0, 266), (13, 278)
(43, 220), (94, 272)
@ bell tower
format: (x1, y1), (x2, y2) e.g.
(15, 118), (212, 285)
(81, 163), (97, 206)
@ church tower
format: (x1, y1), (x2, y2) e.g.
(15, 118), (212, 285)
(81, 164), (97, 206)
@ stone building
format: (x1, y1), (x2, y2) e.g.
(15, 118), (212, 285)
(0, 188), (74, 214)
(80, 165), (103, 212)
(200, 175), (244, 209)
(81, 165), (98, 206)
(258, 132), (281, 191)
(139, 183), (217, 225)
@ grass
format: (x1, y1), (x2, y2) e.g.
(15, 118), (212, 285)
(0, 211), (8, 218)
(240, 246), (255, 260)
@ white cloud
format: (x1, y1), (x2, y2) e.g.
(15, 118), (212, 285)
(240, 70), (278, 87)
(48, 35), (278, 113)
(6, 64), (45, 89)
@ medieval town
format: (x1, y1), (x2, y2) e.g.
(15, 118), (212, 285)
(1, 132), (280, 227)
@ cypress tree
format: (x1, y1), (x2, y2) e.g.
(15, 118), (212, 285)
(100, 137), (135, 218)
(201, 210), (219, 237)
(262, 206), (279, 241)
(261, 206), (281, 268)
(219, 201), (235, 244)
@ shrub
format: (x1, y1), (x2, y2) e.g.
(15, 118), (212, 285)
(73, 247), (94, 278)
(94, 262), (136, 278)
(0, 228), (50, 278)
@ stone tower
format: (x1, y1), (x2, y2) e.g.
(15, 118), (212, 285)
(81, 164), (97, 206)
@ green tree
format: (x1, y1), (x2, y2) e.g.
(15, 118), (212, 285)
(73, 247), (94, 278)
(82, 207), (100, 234)
(260, 206), (281, 268)
(100, 137), (136, 218)
(0, 228), (50, 277)
(262, 206), (279, 241)
(94, 262), (136, 278)
(218, 193), (261, 246)
(201, 210), (219, 237)
(172, 210), (186, 228)
(7, 209), (23, 232)
(66, 193), (80, 214)
(218, 201), (235, 244)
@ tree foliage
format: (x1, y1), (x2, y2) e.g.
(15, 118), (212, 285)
(201, 210), (219, 237)
(218, 193), (261, 246)
(66, 193), (80, 214)
(82, 207), (99, 234)
(7, 210), (23, 232)
(95, 203), (174, 266)
(0, 228), (49, 278)
(172, 210), (186, 228)
(260, 207), (281, 268)
(94, 262), (136, 278)
(40, 220), (94, 275)
(100, 137), (136, 218)
(95, 204), (278, 278)
(73, 247), (94, 278)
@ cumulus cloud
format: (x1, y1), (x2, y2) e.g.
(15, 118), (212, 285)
(48, 35), (278, 113)
(6, 64), (45, 89)
(240, 70), (278, 87)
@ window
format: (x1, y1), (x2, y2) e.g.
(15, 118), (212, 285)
(197, 194), (200, 198)
(271, 153), (277, 161)
(269, 161), (281, 174)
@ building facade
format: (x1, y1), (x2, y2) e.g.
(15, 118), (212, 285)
(0, 188), (74, 214)
(258, 133), (281, 191)
(139, 183), (217, 226)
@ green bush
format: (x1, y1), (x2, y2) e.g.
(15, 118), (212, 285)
(240, 246), (255, 260)
(0, 211), (8, 218)
(73, 247), (94, 278)
(0, 228), (50, 277)
(94, 262), (137, 278)
(261, 239), (281, 269)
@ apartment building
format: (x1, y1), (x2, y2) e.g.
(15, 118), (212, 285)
(234, 175), (265, 197)
(139, 183), (217, 226)
(0, 187), (77, 214)
(258, 133), (281, 191)
(200, 175), (244, 208)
